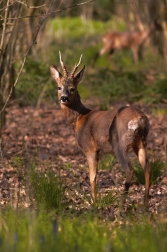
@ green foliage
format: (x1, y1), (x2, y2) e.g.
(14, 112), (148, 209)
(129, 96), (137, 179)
(11, 155), (23, 168)
(134, 158), (165, 185)
(15, 17), (167, 107)
(51, 17), (104, 39)
(90, 69), (146, 106)
(92, 0), (116, 21)
(45, 17), (126, 65)
(111, 220), (167, 252)
(0, 208), (54, 252)
(16, 58), (56, 105)
(151, 106), (167, 116)
(0, 208), (167, 252)
(143, 78), (167, 104)
(98, 154), (116, 171)
(96, 191), (118, 209)
(49, 17), (125, 40)
(30, 168), (65, 211)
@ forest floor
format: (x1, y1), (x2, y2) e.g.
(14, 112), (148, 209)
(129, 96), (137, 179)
(1, 102), (167, 219)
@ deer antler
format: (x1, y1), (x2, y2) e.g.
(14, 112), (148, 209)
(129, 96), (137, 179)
(70, 54), (83, 77)
(59, 51), (68, 77)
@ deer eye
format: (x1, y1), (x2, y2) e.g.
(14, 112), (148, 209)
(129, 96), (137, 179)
(58, 86), (62, 91)
(70, 87), (75, 93)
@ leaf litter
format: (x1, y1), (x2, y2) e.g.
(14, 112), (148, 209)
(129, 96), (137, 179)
(1, 103), (167, 219)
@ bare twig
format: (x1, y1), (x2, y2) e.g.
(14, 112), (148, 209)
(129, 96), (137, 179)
(16, 1), (46, 9)
(0, 0), (10, 162)
(0, 0), (45, 12)
(0, 0), (10, 55)
(0, 14), (47, 114)
(0, 0), (96, 21)
(0, 1), (15, 12)
(0, 0), (96, 114)
(7, 77), (48, 107)
(36, 78), (51, 109)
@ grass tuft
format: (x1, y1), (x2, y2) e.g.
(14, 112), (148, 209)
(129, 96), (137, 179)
(96, 190), (118, 209)
(30, 168), (65, 211)
(98, 154), (116, 171)
(134, 157), (165, 185)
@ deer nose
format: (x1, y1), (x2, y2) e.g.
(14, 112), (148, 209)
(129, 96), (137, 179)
(61, 96), (69, 103)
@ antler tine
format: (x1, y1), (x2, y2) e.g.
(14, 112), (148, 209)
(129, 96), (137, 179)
(70, 54), (83, 77)
(59, 51), (68, 77)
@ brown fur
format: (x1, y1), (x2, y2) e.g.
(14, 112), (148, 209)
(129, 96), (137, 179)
(50, 55), (151, 209)
(97, 23), (155, 64)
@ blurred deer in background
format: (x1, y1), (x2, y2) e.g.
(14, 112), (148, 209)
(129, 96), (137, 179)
(50, 52), (151, 209)
(95, 20), (161, 64)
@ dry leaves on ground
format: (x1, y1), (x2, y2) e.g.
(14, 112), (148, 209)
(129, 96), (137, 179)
(1, 103), (167, 218)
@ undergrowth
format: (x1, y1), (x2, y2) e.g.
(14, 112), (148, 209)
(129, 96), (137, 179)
(0, 207), (167, 252)
(2, 15), (167, 252)
(15, 17), (167, 107)
(30, 168), (65, 211)
(98, 154), (116, 171)
(134, 157), (165, 185)
(0, 143), (166, 252)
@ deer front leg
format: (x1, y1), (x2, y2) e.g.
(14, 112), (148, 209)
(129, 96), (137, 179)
(85, 151), (99, 204)
(113, 145), (133, 205)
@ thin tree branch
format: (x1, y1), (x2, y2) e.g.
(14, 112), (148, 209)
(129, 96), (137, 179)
(0, 0), (10, 161)
(0, 0), (96, 21)
(0, 0), (10, 56)
(0, 14), (47, 114)
(0, 0), (45, 12)
(0, 0), (10, 162)
(16, 1), (46, 9)
(0, 1), (15, 12)
(0, 0), (96, 114)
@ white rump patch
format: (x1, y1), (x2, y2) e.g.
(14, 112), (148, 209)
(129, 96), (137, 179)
(128, 119), (138, 130)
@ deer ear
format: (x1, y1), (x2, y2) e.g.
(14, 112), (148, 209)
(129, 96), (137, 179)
(74, 65), (85, 85)
(50, 65), (62, 83)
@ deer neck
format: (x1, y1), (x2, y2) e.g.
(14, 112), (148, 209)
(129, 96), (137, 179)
(60, 92), (91, 130)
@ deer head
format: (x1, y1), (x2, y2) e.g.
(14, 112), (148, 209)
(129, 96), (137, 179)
(50, 52), (85, 106)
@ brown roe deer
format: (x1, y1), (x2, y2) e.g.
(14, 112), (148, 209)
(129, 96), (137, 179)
(50, 52), (151, 208)
(95, 22), (157, 64)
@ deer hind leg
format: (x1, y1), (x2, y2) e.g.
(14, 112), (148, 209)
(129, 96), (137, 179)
(133, 141), (151, 209)
(85, 151), (99, 204)
(113, 145), (133, 204)
(138, 147), (151, 209)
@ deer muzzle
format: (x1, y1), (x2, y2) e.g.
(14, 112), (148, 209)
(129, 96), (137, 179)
(60, 96), (69, 103)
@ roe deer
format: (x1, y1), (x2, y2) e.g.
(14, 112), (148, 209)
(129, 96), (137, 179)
(95, 22), (158, 64)
(50, 52), (151, 208)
